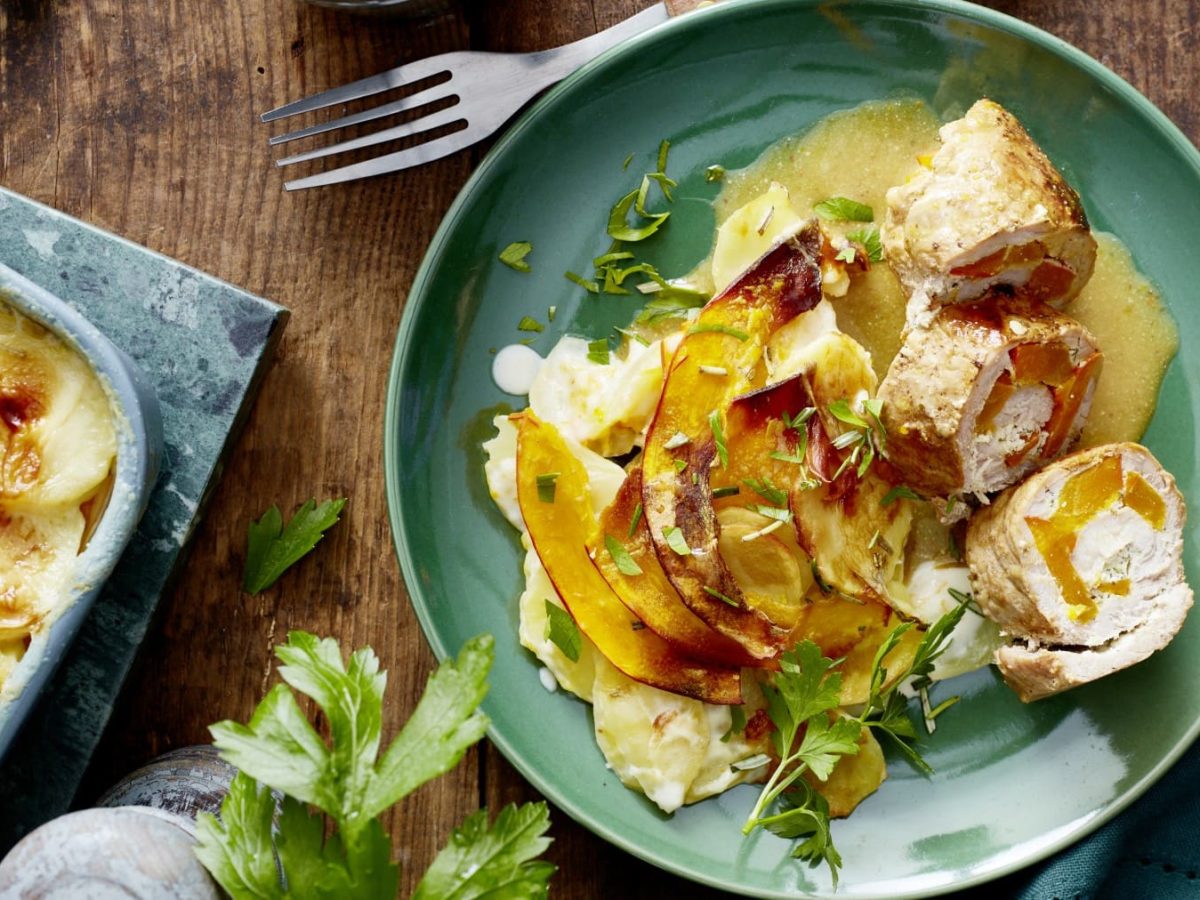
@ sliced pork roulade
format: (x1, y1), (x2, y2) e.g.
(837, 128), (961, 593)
(965, 442), (1192, 701)
(878, 295), (1101, 501)
(883, 99), (1097, 326)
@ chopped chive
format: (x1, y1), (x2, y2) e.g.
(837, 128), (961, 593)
(741, 519), (785, 542)
(709, 410), (728, 468)
(744, 477), (787, 506)
(828, 399), (868, 428)
(698, 364), (729, 376)
(587, 339), (610, 365)
(705, 164), (726, 183)
(604, 534), (643, 577)
(749, 503), (791, 523)
(688, 323), (750, 341)
(622, 152), (634, 170)
(615, 326), (650, 347)
(712, 485), (740, 499)
(663, 526), (691, 556)
(547, 305), (557, 322)
(731, 753), (772, 771)
(703, 585), (739, 606)
(565, 270), (600, 293)
(499, 241), (533, 272)
(673, 459), (688, 473)
(657, 139), (670, 174)
(593, 250), (636, 267)
(536, 472), (559, 503)
(608, 189), (670, 242)
(721, 705), (746, 742)
(628, 502), (644, 538)
(517, 315), (544, 333)
(881, 485), (923, 507)
(783, 407), (816, 431)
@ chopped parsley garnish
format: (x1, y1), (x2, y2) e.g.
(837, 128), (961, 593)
(705, 164), (726, 183)
(783, 407), (816, 431)
(732, 754), (772, 772)
(709, 410), (729, 468)
(608, 189), (670, 242)
(688, 323), (750, 341)
(749, 503), (792, 524)
(499, 241), (533, 272)
(604, 534), (643, 577)
(517, 315), (544, 333)
(703, 585), (739, 606)
(882, 485), (923, 507)
(244, 498), (347, 595)
(536, 472), (559, 503)
(565, 270), (600, 293)
(828, 398), (885, 480)
(836, 246), (857, 264)
(663, 526), (692, 556)
(627, 502), (644, 538)
(721, 705), (747, 742)
(673, 458), (688, 473)
(712, 485), (741, 499)
(586, 339), (610, 365)
(544, 600), (582, 662)
(813, 196), (874, 222)
(744, 477), (787, 506)
(742, 601), (966, 885)
(846, 226), (885, 263)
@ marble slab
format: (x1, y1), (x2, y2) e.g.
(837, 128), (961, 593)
(0, 188), (287, 849)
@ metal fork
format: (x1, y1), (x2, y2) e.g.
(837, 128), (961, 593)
(262, 1), (706, 190)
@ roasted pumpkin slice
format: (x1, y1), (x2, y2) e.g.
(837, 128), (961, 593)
(590, 467), (757, 668)
(642, 223), (824, 660)
(516, 412), (742, 704)
(725, 335), (913, 607)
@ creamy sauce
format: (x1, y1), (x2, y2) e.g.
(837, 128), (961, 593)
(492, 344), (544, 396)
(706, 98), (1179, 440)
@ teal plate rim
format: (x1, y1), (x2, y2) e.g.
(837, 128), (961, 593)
(384, 0), (1200, 895)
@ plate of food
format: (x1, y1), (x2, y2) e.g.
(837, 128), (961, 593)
(384, 1), (1200, 895)
(0, 263), (162, 762)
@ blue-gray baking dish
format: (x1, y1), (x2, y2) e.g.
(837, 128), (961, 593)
(0, 262), (163, 762)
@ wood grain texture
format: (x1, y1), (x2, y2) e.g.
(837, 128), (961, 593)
(1, 0), (1195, 895)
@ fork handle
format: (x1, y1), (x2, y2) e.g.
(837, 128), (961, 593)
(665, 0), (717, 15)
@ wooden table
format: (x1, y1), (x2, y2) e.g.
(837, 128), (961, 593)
(0, 0), (1194, 894)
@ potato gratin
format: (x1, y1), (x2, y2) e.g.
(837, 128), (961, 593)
(482, 99), (1191, 852)
(0, 300), (117, 692)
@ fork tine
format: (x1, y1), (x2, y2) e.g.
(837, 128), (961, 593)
(283, 129), (479, 191)
(260, 55), (449, 123)
(268, 80), (452, 146)
(276, 105), (464, 167)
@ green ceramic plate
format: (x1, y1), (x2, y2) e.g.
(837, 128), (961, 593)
(385, 1), (1200, 895)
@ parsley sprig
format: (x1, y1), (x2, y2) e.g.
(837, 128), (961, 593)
(194, 633), (555, 899)
(743, 599), (968, 886)
(243, 498), (347, 595)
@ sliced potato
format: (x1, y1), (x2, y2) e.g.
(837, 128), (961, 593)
(0, 505), (85, 641)
(0, 306), (116, 510)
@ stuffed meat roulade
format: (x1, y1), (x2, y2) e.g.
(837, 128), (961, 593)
(883, 99), (1097, 326)
(878, 295), (1101, 501)
(965, 442), (1192, 701)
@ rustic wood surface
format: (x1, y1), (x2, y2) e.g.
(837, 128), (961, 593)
(0, 0), (1194, 895)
